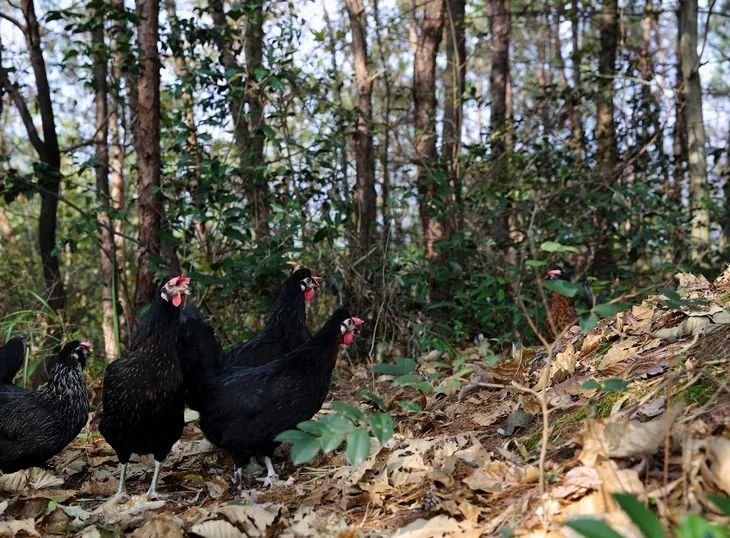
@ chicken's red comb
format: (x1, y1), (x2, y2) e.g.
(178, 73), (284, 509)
(170, 275), (191, 286)
(546, 269), (562, 277)
(352, 317), (365, 326)
(79, 341), (93, 352)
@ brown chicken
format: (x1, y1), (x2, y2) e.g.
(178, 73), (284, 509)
(545, 264), (595, 340)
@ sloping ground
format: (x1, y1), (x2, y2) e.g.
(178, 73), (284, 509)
(0, 269), (729, 537)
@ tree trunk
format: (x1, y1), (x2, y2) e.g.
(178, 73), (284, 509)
(208, 0), (270, 239)
(109, 0), (132, 347)
(679, 0), (710, 262)
(373, 0), (393, 247)
(569, 0), (584, 158)
(593, 0), (618, 272)
(22, 0), (66, 311)
(638, 0), (666, 169)
(441, 0), (466, 233)
(488, 0), (510, 158)
(91, 15), (120, 361)
(346, 0), (377, 252)
(133, 0), (163, 313)
(413, 0), (445, 260)
(243, 0), (269, 240)
(722, 133), (730, 253)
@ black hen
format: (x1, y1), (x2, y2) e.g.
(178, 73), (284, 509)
(223, 268), (323, 368)
(0, 339), (91, 473)
(99, 275), (190, 499)
(196, 307), (363, 493)
(177, 305), (224, 411)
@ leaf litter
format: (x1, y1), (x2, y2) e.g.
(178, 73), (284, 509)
(0, 270), (729, 536)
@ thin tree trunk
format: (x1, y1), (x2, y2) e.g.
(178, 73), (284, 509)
(441, 0), (466, 233)
(109, 0), (131, 347)
(133, 0), (163, 313)
(570, 0), (584, 157)
(209, 0), (270, 239)
(22, 0), (66, 311)
(488, 0), (510, 158)
(679, 0), (710, 262)
(373, 0), (392, 247)
(91, 15), (119, 361)
(243, 0), (269, 239)
(593, 0), (618, 272)
(413, 0), (445, 260)
(722, 133), (730, 252)
(346, 0), (377, 252)
(638, 0), (666, 168)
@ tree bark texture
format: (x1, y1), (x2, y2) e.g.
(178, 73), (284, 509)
(133, 0), (163, 313)
(91, 15), (120, 361)
(346, 0), (377, 252)
(679, 0), (710, 261)
(413, 0), (445, 260)
(488, 0), (510, 158)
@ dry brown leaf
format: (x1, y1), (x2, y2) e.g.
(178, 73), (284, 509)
(630, 396), (666, 419)
(0, 467), (63, 493)
(391, 515), (482, 538)
(535, 344), (577, 390)
(580, 403), (684, 464)
(676, 272), (711, 292)
(191, 519), (244, 538)
(462, 460), (533, 491)
(217, 504), (281, 536)
(130, 515), (183, 538)
(582, 330), (606, 355)
(597, 337), (661, 371)
(0, 518), (39, 537)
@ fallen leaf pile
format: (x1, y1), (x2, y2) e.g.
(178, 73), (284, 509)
(1, 269), (728, 536)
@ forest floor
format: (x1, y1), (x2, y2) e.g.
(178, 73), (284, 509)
(1, 269), (729, 537)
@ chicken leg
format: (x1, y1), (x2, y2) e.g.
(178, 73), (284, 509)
(146, 460), (163, 499)
(109, 463), (129, 504)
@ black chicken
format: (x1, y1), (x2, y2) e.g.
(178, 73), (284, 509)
(0, 339), (91, 473)
(196, 307), (363, 494)
(177, 305), (224, 411)
(223, 268), (323, 367)
(99, 275), (190, 500)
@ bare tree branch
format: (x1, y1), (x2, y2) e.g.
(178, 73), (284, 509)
(0, 66), (45, 154)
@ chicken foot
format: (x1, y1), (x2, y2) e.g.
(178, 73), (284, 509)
(261, 456), (282, 488)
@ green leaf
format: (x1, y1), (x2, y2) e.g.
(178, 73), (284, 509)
(674, 514), (725, 538)
(544, 279), (581, 298)
(707, 494), (730, 516)
(540, 241), (580, 253)
(320, 414), (356, 434)
(565, 518), (624, 538)
(581, 380), (601, 390)
(345, 428), (370, 466)
(290, 434), (321, 465)
(369, 413), (394, 445)
(372, 358), (417, 376)
(393, 374), (434, 393)
(331, 402), (365, 422)
(602, 378), (628, 392)
(659, 288), (681, 302)
(297, 420), (328, 436)
(525, 259), (548, 267)
(319, 430), (345, 453)
(593, 303), (626, 318)
(359, 390), (386, 411)
(275, 429), (312, 443)
(579, 312), (601, 331)
(612, 494), (665, 538)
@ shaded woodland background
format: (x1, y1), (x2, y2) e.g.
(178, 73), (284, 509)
(0, 0), (728, 374)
